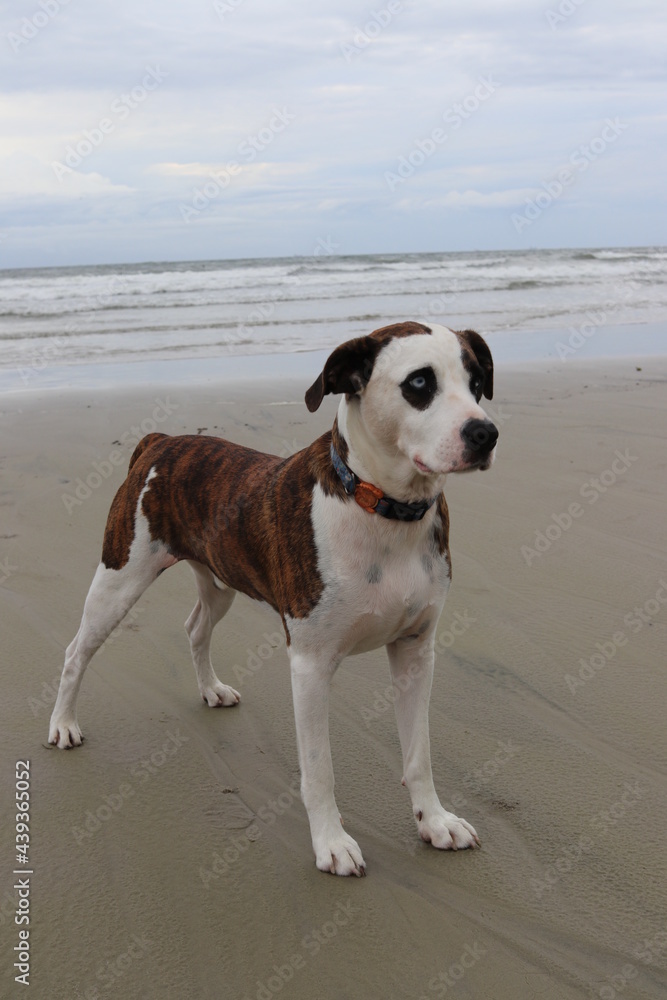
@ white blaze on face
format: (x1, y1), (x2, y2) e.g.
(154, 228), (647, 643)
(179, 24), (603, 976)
(361, 324), (491, 476)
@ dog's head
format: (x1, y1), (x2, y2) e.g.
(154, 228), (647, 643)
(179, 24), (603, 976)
(306, 322), (498, 479)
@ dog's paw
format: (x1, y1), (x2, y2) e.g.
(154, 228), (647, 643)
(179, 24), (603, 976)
(313, 829), (367, 877)
(201, 681), (240, 707)
(416, 808), (480, 851)
(48, 719), (84, 749)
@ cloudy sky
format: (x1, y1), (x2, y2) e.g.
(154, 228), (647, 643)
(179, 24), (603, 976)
(1, 0), (665, 268)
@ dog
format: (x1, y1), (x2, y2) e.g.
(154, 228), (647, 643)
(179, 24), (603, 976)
(49, 321), (498, 876)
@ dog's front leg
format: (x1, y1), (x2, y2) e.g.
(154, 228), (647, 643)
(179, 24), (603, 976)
(289, 651), (366, 876)
(387, 635), (480, 851)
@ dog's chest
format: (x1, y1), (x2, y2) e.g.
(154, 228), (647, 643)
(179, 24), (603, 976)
(296, 487), (450, 655)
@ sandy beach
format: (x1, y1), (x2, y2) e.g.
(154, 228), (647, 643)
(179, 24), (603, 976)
(1, 355), (666, 1000)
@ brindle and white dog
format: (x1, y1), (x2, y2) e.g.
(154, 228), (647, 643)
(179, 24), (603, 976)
(49, 321), (498, 876)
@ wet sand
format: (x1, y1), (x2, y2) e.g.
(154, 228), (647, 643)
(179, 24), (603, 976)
(1, 357), (666, 999)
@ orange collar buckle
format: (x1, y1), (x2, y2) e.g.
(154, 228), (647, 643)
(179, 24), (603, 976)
(354, 481), (384, 512)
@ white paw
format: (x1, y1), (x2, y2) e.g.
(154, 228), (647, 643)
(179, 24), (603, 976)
(416, 808), (480, 850)
(48, 719), (84, 749)
(313, 828), (367, 877)
(201, 681), (240, 707)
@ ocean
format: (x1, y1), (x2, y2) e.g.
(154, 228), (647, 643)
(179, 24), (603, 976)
(1, 246), (666, 389)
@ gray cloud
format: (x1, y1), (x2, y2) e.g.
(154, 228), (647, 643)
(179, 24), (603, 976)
(0, 0), (665, 266)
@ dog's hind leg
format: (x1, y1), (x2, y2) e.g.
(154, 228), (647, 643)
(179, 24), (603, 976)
(184, 561), (239, 707)
(49, 470), (178, 749)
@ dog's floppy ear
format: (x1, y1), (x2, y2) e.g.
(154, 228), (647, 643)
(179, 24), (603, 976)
(458, 329), (494, 400)
(305, 335), (381, 412)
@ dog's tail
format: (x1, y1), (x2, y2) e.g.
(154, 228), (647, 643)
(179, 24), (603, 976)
(128, 433), (169, 471)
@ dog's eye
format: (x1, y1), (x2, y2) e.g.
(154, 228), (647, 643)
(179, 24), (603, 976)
(471, 376), (483, 400)
(400, 367), (438, 410)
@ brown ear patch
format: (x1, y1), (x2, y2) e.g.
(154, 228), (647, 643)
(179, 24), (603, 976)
(455, 329), (494, 400)
(305, 335), (380, 412)
(305, 321), (432, 412)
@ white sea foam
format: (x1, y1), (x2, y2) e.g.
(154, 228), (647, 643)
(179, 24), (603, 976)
(0, 247), (665, 369)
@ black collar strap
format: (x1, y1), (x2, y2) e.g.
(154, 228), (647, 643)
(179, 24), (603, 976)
(330, 442), (437, 521)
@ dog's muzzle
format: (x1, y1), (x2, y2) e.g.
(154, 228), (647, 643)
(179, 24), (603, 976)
(460, 418), (499, 458)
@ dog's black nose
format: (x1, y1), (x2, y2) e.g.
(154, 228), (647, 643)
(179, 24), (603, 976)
(460, 418), (499, 454)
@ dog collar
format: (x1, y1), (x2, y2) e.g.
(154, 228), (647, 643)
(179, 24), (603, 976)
(330, 442), (437, 521)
